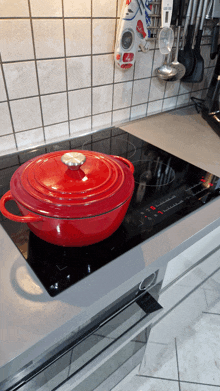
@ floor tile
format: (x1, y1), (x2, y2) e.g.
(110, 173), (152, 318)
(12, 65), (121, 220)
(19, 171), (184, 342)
(202, 268), (220, 292)
(180, 382), (220, 390)
(149, 287), (207, 345)
(139, 339), (178, 380)
(200, 267), (220, 309)
(110, 366), (139, 391)
(114, 375), (179, 391)
(176, 313), (220, 386)
(203, 289), (220, 311)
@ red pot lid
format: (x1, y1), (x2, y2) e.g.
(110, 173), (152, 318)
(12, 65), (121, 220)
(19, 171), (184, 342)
(10, 150), (134, 218)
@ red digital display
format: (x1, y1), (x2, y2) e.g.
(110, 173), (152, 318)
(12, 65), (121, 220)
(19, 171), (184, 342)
(200, 179), (206, 182)
(158, 211), (163, 215)
(150, 206), (156, 210)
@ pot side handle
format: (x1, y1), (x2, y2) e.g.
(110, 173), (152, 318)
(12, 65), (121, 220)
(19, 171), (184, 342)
(111, 155), (134, 174)
(0, 190), (43, 223)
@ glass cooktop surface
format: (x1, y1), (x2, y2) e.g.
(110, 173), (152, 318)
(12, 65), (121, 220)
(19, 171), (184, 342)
(1, 129), (220, 296)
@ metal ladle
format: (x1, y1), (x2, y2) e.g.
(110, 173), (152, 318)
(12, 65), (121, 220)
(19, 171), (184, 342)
(155, 27), (177, 80)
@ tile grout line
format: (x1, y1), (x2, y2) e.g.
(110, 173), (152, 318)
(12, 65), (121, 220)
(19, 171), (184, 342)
(27, 0), (46, 143)
(1, 48), (214, 65)
(137, 374), (181, 384)
(0, 102), (194, 140)
(0, 79), (207, 103)
(61, 0), (71, 139)
(0, 53), (18, 150)
(111, 0), (118, 128)
(146, 48), (156, 114)
(0, 16), (122, 21)
(137, 374), (220, 388)
(146, 37), (156, 116)
(129, 66), (135, 121)
(91, 0), (93, 133)
(203, 287), (209, 307)
(175, 337), (181, 391)
(202, 311), (220, 316)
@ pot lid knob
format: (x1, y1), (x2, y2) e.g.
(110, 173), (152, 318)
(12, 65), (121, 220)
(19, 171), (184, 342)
(61, 152), (86, 170)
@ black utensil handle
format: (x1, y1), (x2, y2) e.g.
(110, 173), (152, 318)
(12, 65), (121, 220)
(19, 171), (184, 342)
(178, 0), (185, 26)
(185, 24), (195, 47)
(171, 0), (181, 25)
(194, 29), (203, 51)
(210, 24), (220, 60)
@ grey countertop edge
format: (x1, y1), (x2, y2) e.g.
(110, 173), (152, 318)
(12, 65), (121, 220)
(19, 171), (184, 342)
(1, 106), (220, 384)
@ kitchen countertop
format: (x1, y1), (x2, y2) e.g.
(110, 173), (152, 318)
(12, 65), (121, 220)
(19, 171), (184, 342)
(121, 106), (220, 177)
(1, 106), (220, 386)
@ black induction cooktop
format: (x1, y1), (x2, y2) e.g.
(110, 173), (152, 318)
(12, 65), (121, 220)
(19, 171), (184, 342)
(2, 130), (220, 296)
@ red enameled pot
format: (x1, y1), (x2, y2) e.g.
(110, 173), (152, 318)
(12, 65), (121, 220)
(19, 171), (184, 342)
(0, 150), (134, 247)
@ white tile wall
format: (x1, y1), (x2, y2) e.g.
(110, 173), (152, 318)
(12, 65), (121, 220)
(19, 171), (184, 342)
(132, 78), (151, 105)
(30, 0), (62, 17)
(92, 19), (116, 54)
(113, 82), (132, 110)
(114, 64), (134, 83)
(148, 77), (166, 101)
(64, 0), (91, 17)
(3, 62), (38, 100)
(33, 20), (65, 59)
(45, 122), (69, 142)
(67, 56), (91, 90)
(176, 93), (190, 107)
(93, 0), (117, 17)
(65, 19), (91, 56)
(0, 103), (13, 135)
(37, 59), (66, 94)
(70, 117), (92, 135)
(92, 112), (112, 130)
(15, 127), (45, 149)
(130, 104), (147, 120)
(0, 0), (29, 17)
(0, 134), (16, 153)
(162, 96), (177, 111)
(10, 97), (42, 131)
(41, 93), (68, 125)
(0, 20), (34, 61)
(0, 0), (213, 155)
(134, 51), (154, 79)
(113, 108), (130, 125)
(147, 99), (163, 115)
(92, 54), (114, 86)
(93, 84), (113, 114)
(69, 88), (91, 119)
(164, 80), (180, 98)
(0, 69), (7, 102)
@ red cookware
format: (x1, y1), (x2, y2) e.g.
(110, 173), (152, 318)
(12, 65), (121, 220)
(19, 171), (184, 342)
(0, 150), (134, 247)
